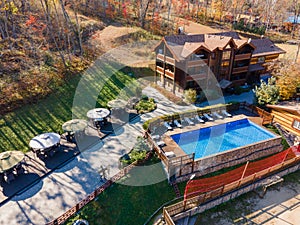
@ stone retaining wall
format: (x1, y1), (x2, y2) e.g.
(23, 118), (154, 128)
(176, 137), (282, 182)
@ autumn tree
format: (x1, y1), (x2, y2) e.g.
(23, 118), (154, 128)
(254, 77), (279, 105)
(268, 59), (300, 100)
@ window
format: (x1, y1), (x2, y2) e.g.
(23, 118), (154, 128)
(293, 120), (300, 130)
(258, 57), (265, 63)
(222, 51), (231, 60)
(211, 52), (216, 59)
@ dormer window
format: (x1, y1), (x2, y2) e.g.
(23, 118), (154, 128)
(293, 120), (300, 130)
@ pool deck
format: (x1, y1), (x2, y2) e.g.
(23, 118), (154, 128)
(161, 112), (264, 157)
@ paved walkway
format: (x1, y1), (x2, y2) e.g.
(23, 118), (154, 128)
(0, 87), (255, 224)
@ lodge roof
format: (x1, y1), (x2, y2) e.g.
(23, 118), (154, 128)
(160, 31), (285, 61)
(251, 39), (286, 57)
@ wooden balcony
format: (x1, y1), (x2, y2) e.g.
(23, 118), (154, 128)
(166, 56), (175, 65)
(156, 66), (174, 79)
(156, 66), (164, 74)
(186, 73), (207, 81)
(157, 54), (175, 65)
(187, 59), (208, 67)
(234, 53), (251, 61)
(157, 54), (164, 61)
(165, 69), (174, 79)
(232, 66), (249, 74)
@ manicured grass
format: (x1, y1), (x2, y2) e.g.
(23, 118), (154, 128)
(65, 158), (177, 225)
(0, 64), (135, 153)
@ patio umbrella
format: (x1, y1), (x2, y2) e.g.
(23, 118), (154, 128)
(29, 132), (61, 150)
(62, 119), (88, 133)
(86, 108), (110, 120)
(107, 99), (127, 109)
(0, 151), (25, 173)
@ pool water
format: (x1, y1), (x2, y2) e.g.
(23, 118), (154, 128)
(171, 119), (276, 159)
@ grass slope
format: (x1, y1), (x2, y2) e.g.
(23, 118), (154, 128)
(0, 65), (134, 153)
(66, 158), (177, 225)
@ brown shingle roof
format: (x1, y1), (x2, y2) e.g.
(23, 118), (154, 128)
(161, 32), (284, 61)
(251, 39), (286, 57)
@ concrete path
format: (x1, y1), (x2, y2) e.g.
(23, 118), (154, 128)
(0, 86), (196, 225)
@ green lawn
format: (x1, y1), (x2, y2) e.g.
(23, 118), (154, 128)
(65, 158), (178, 225)
(0, 63), (135, 153)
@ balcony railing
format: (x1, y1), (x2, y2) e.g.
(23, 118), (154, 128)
(156, 66), (174, 79)
(186, 73), (207, 81)
(156, 66), (164, 74)
(232, 66), (248, 74)
(234, 53), (251, 61)
(157, 54), (175, 65)
(187, 59), (208, 67)
(165, 69), (174, 79)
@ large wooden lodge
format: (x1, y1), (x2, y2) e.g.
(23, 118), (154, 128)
(154, 32), (285, 94)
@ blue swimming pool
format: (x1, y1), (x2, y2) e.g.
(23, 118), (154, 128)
(171, 119), (276, 159)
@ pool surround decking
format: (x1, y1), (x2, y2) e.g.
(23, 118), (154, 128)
(158, 113), (282, 178)
(161, 114), (268, 158)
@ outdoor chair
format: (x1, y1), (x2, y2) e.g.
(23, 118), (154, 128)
(15, 164), (25, 175)
(4, 171), (15, 184)
(36, 151), (46, 160)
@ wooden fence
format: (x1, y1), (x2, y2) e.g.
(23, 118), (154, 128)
(241, 102), (274, 125)
(163, 155), (300, 224)
(46, 152), (152, 225)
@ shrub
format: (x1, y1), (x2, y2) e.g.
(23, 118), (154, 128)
(120, 137), (150, 165)
(141, 94), (149, 101)
(134, 98), (156, 113)
(184, 89), (197, 104)
(254, 77), (279, 105)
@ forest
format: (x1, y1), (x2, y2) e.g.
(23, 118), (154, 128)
(1, 0), (300, 115)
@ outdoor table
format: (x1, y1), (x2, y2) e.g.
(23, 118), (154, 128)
(86, 108), (110, 120)
(29, 132), (61, 151)
(0, 151), (25, 173)
(62, 119), (88, 133)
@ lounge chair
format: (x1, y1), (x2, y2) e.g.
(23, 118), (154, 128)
(195, 115), (205, 123)
(174, 120), (182, 128)
(165, 151), (176, 158)
(151, 134), (160, 140)
(203, 113), (214, 121)
(221, 109), (232, 117)
(212, 111), (223, 119)
(184, 117), (194, 125)
(157, 140), (166, 147)
(163, 122), (173, 131)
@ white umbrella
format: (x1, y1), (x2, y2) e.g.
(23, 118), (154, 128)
(107, 99), (127, 109)
(62, 119), (88, 132)
(0, 151), (25, 173)
(29, 132), (61, 150)
(86, 108), (110, 120)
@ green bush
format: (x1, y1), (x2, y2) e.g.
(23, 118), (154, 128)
(141, 94), (149, 101)
(184, 89), (197, 104)
(120, 137), (150, 165)
(254, 77), (279, 105)
(134, 98), (156, 114)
